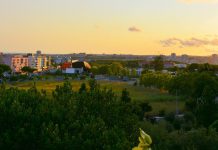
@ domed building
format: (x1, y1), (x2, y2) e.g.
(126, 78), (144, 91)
(63, 60), (91, 74)
(71, 60), (91, 71)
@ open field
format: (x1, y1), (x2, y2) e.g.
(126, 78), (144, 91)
(6, 80), (184, 114)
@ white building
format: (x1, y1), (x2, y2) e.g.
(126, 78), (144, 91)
(175, 64), (187, 68)
(64, 68), (83, 74)
(62, 61), (91, 74)
(136, 68), (143, 76)
(28, 54), (49, 71)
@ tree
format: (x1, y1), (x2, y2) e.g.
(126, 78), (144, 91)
(140, 72), (171, 89)
(191, 72), (218, 99)
(167, 72), (194, 96)
(138, 102), (152, 120)
(90, 66), (98, 74)
(21, 66), (36, 74)
(169, 72), (218, 127)
(1, 81), (218, 149)
(52, 81), (73, 105)
(109, 62), (124, 76)
(121, 68), (130, 76)
(186, 63), (217, 73)
(98, 65), (110, 75)
(153, 56), (164, 71)
(0, 64), (11, 77)
(195, 85), (218, 127)
(79, 83), (87, 94)
(121, 88), (131, 103)
(186, 63), (199, 72)
(131, 68), (137, 77)
(88, 79), (98, 91)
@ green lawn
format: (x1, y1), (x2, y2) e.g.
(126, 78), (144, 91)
(6, 80), (185, 114)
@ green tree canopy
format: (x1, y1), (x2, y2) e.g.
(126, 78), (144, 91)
(21, 66), (36, 73)
(153, 56), (164, 71)
(140, 72), (171, 89)
(0, 64), (11, 77)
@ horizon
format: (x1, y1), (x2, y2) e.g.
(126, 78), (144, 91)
(1, 50), (218, 57)
(1, 0), (218, 55)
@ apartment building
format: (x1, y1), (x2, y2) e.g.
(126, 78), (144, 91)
(11, 51), (51, 72)
(11, 55), (29, 72)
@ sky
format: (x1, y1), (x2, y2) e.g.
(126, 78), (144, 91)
(1, 0), (218, 55)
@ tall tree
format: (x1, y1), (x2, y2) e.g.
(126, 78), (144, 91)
(121, 88), (131, 103)
(79, 83), (87, 94)
(153, 56), (164, 71)
(0, 64), (11, 77)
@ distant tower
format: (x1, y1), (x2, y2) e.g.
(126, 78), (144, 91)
(36, 50), (42, 55)
(170, 53), (176, 61)
(171, 53), (176, 57)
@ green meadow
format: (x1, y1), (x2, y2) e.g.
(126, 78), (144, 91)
(6, 80), (184, 114)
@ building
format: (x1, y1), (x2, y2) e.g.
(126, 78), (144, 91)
(175, 63), (187, 68)
(170, 53), (176, 61)
(28, 51), (50, 72)
(164, 61), (175, 69)
(11, 55), (29, 72)
(11, 51), (51, 73)
(36, 50), (42, 55)
(41, 55), (48, 70)
(209, 54), (218, 64)
(62, 60), (91, 74)
(1, 54), (13, 66)
(61, 62), (72, 70)
(47, 56), (52, 67)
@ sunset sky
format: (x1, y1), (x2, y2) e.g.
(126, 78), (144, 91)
(1, 0), (218, 55)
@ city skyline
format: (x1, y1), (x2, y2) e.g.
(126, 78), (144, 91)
(1, 0), (218, 55)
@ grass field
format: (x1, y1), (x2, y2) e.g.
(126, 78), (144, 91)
(6, 80), (185, 114)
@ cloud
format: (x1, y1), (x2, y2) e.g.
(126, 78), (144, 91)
(160, 37), (218, 48)
(128, 26), (141, 32)
(179, 0), (218, 3)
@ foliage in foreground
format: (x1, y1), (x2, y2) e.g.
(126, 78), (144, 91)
(0, 80), (218, 150)
(0, 81), (142, 149)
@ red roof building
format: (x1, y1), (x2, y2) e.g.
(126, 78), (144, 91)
(61, 62), (72, 70)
